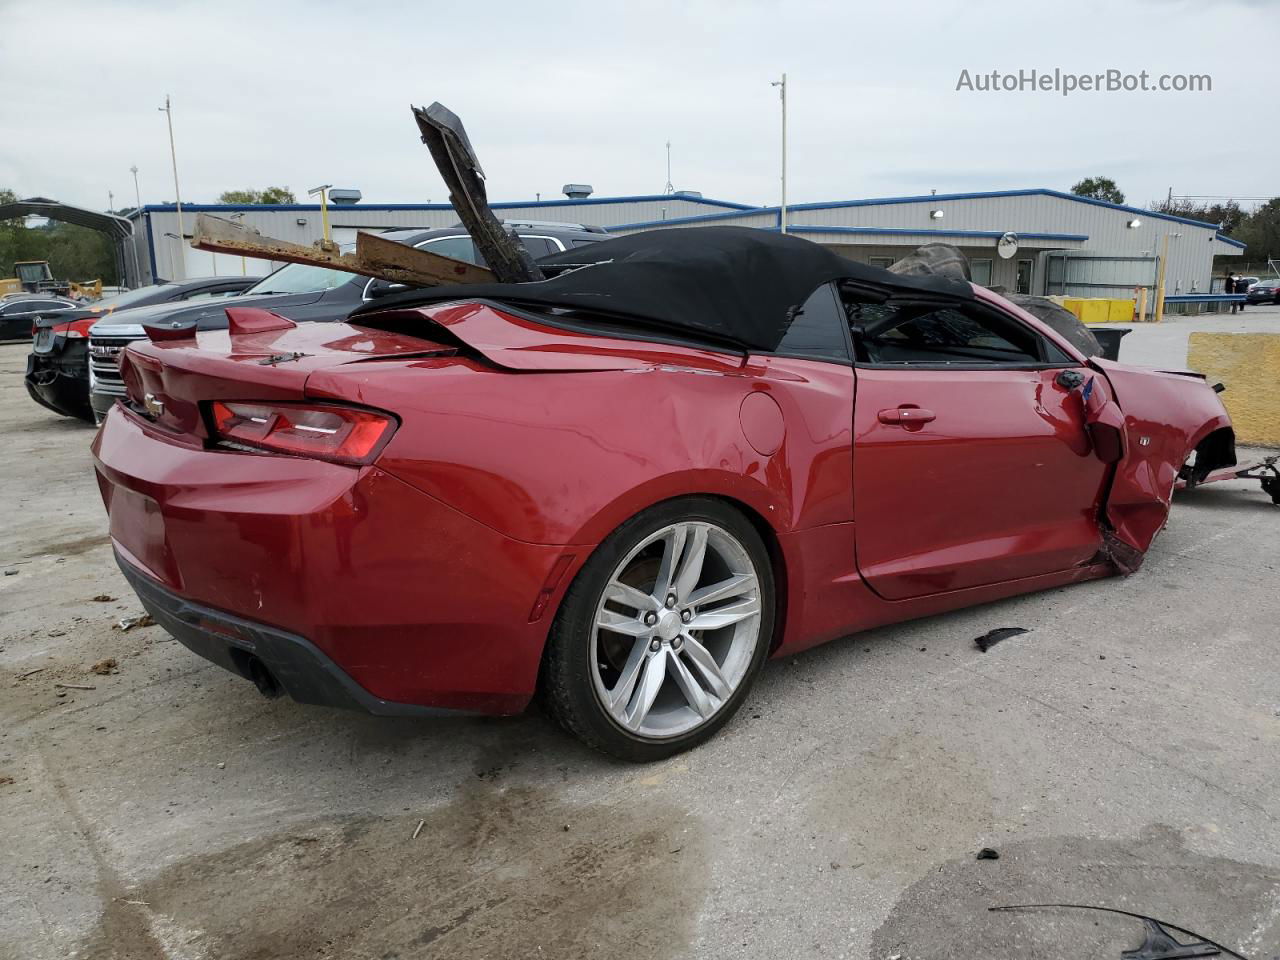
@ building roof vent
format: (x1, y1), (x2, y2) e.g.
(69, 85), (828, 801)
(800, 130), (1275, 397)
(562, 184), (593, 200)
(673, 190), (703, 199)
(327, 188), (362, 205)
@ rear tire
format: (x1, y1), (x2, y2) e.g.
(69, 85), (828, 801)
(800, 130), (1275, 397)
(542, 497), (774, 762)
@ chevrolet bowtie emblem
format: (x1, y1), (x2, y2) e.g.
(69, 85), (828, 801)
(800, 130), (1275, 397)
(143, 393), (165, 417)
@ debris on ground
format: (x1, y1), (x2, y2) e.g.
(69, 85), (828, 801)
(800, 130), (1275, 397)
(989, 904), (1234, 960)
(0, 776), (14, 786)
(16, 668), (44, 680)
(976, 847), (1000, 860)
(3, 568), (17, 576)
(412, 819), (426, 840)
(91, 594), (116, 602)
(974, 628), (1030, 652)
(90, 658), (119, 675)
(114, 614), (155, 632)
(55, 683), (95, 691)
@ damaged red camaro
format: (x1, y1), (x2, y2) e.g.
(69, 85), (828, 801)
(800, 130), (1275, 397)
(91, 227), (1239, 759)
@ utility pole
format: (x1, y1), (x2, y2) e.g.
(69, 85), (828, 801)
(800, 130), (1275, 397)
(127, 166), (143, 287)
(158, 95), (185, 278)
(664, 141), (674, 195)
(771, 74), (788, 234)
(308, 184), (334, 247)
(1154, 232), (1176, 323)
(107, 190), (114, 213)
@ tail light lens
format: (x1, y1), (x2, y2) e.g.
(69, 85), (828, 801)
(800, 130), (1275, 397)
(53, 318), (96, 339)
(208, 400), (396, 465)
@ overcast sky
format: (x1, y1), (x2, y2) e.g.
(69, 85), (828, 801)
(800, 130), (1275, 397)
(2, 0), (1276, 216)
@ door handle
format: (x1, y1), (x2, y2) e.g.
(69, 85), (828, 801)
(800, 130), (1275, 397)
(878, 406), (936, 426)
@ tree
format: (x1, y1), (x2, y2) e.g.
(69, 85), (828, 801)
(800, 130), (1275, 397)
(217, 186), (297, 204)
(1233, 198), (1280, 263)
(1070, 176), (1126, 205)
(1150, 197), (1246, 235)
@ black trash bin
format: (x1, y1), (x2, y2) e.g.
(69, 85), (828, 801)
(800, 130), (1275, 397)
(1092, 327), (1132, 361)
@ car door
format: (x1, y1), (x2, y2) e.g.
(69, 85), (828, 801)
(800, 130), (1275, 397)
(845, 288), (1109, 600)
(1, 300), (45, 341)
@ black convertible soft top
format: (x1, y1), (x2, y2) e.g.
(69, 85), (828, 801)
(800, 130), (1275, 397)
(350, 226), (974, 351)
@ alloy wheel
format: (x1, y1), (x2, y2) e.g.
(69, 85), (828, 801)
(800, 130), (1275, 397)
(589, 521), (763, 739)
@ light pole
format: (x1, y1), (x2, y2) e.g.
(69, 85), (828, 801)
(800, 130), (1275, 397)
(1154, 232), (1182, 324)
(163, 232), (186, 281)
(771, 74), (788, 234)
(158, 95), (185, 278)
(308, 184), (333, 247)
(128, 165), (143, 288)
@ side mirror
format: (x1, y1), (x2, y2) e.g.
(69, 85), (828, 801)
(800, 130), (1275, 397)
(365, 279), (408, 300)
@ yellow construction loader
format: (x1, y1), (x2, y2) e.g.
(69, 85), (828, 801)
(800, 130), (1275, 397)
(0, 260), (101, 299)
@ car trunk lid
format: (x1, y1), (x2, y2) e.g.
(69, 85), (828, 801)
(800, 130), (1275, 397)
(120, 301), (744, 438)
(121, 320), (455, 437)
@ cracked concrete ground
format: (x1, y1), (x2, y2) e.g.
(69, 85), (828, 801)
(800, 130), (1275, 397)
(1, 314), (1278, 960)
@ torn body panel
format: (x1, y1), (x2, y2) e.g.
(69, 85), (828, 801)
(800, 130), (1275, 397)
(1089, 359), (1233, 565)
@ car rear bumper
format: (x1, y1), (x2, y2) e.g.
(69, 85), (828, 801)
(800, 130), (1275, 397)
(115, 549), (467, 715)
(92, 406), (583, 716)
(25, 346), (92, 421)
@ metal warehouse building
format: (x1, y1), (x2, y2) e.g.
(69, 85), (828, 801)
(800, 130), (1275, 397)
(125, 187), (1244, 310)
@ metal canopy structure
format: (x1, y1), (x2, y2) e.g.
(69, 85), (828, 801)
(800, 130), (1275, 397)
(0, 196), (133, 239)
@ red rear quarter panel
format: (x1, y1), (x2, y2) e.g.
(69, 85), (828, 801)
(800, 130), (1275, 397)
(305, 352), (854, 547)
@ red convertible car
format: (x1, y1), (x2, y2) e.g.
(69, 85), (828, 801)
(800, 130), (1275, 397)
(92, 228), (1237, 760)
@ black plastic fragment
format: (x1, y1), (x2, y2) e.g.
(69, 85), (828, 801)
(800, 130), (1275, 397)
(1122, 918), (1221, 960)
(974, 627), (1029, 652)
(989, 905), (1247, 960)
(976, 847), (1000, 860)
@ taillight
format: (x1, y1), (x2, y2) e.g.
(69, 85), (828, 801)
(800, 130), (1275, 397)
(53, 318), (95, 339)
(207, 401), (396, 465)
(207, 400), (396, 465)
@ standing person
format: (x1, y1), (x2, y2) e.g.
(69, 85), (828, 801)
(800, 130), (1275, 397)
(1228, 272), (1242, 314)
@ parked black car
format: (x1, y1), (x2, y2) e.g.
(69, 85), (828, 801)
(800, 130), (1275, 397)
(87, 223), (606, 422)
(26, 276), (255, 422)
(1245, 279), (1280, 305)
(1, 294), (78, 342)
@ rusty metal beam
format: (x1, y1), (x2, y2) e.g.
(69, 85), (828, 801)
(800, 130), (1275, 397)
(189, 213), (495, 287)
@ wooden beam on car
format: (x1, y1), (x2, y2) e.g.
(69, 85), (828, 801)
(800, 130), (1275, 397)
(354, 230), (494, 285)
(412, 103), (544, 285)
(189, 213), (495, 288)
(191, 213), (350, 269)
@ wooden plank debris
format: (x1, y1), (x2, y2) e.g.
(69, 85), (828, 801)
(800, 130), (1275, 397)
(412, 103), (544, 285)
(190, 213), (495, 288)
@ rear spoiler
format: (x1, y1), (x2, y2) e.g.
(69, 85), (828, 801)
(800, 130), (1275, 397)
(142, 307), (297, 342)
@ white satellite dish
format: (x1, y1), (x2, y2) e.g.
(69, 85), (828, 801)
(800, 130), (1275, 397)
(997, 232), (1019, 259)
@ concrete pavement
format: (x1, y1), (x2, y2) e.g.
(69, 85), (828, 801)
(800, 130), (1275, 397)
(1, 321), (1278, 960)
